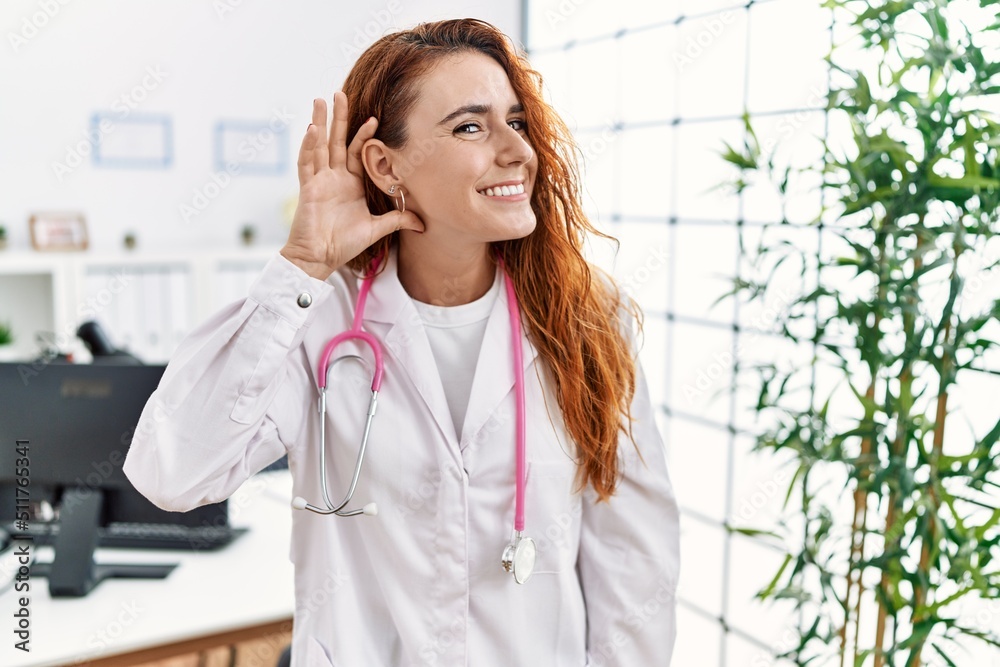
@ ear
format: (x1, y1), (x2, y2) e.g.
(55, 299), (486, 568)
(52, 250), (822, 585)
(361, 138), (402, 194)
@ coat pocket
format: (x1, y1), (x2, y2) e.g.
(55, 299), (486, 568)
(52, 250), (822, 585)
(526, 460), (581, 574)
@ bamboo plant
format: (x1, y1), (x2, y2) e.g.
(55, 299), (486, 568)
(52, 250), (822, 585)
(721, 1), (1000, 665)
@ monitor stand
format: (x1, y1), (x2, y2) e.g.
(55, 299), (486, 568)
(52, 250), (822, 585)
(29, 488), (177, 597)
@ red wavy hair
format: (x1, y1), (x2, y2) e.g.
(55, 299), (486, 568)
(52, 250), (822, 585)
(342, 18), (643, 501)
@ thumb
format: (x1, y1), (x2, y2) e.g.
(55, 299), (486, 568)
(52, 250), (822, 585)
(376, 209), (425, 236)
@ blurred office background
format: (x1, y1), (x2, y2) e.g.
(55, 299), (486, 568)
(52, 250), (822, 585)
(2, 1), (998, 666)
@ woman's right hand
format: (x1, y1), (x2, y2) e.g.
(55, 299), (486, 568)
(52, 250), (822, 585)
(280, 92), (424, 280)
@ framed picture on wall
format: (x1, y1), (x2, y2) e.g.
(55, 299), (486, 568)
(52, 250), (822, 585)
(29, 212), (89, 251)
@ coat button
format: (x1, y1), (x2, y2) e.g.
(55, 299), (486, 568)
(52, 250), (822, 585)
(296, 292), (313, 308)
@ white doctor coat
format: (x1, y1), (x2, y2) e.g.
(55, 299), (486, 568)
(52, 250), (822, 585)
(123, 247), (680, 667)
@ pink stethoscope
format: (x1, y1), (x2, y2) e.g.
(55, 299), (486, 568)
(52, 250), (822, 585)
(291, 253), (536, 584)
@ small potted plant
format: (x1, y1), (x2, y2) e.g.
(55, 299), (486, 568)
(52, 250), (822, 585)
(0, 322), (15, 361)
(0, 224), (8, 250)
(241, 223), (256, 246)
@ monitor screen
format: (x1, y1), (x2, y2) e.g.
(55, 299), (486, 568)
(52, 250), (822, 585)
(0, 362), (225, 528)
(0, 362), (162, 488)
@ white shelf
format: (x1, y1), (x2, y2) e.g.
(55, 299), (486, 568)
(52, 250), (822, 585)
(0, 246), (280, 364)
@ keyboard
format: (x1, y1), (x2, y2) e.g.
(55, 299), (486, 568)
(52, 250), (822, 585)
(5, 522), (248, 551)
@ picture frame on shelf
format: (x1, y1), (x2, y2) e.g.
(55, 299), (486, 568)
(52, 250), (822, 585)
(29, 212), (89, 251)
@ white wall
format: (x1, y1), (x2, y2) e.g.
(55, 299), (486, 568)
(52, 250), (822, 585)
(0, 0), (522, 253)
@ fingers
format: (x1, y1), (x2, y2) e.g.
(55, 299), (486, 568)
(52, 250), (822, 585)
(296, 124), (316, 187)
(347, 117), (377, 177)
(297, 93), (368, 186)
(330, 91), (350, 169)
(374, 210), (425, 240)
(311, 98), (330, 175)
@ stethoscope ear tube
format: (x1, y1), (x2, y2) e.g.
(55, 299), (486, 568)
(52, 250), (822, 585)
(291, 495), (378, 516)
(293, 256), (386, 520)
(293, 352), (381, 517)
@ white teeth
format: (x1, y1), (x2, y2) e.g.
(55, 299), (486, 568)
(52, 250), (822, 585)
(479, 183), (525, 197)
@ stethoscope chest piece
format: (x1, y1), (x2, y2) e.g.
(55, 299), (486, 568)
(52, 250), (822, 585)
(502, 532), (536, 585)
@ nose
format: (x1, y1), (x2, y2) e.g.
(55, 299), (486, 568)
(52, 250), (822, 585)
(495, 123), (534, 166)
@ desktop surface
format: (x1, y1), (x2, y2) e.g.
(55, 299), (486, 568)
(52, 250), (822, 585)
(0, 471), (295, 667)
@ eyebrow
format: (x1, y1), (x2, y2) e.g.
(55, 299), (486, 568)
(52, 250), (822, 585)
(438, 102), (524, 126)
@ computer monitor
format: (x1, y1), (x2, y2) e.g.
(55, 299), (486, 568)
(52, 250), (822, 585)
(0, 362), (227, 596)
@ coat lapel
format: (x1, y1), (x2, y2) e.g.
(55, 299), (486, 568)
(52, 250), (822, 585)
(359, 246), (541, 453)
(360, 248), (458, 449)
(459, 267), (539, 451)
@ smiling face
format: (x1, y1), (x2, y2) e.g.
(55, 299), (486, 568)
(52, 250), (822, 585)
(366, 50), (539, 248)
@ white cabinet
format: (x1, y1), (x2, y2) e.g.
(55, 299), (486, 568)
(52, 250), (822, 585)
(0, 247), (279, 364)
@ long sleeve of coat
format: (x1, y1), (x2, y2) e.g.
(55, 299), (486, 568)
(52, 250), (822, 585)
(123, 254), (335, 512)
(577, 358), (681, 666)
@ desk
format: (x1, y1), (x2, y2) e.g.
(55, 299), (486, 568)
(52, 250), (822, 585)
(0, 471), (296, 667)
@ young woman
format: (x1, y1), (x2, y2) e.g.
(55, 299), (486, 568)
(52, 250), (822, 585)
(125, 18), (679, 667)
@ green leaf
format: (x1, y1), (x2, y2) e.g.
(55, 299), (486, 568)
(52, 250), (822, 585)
(975, 414), (1000, 454)
(928, 174), (1000, 190)
(930, 643), (959, 667)
(757, 553), (794, 604)
(720, 140), (758, 171)
(729, 526), (782, 540)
